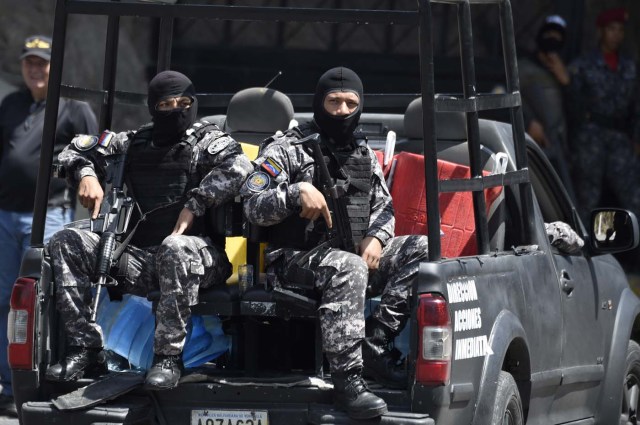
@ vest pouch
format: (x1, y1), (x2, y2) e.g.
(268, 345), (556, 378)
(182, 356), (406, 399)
(205, 200), (243, 238)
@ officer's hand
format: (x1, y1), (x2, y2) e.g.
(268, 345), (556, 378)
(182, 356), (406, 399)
(359, 236), (382, 270)
(540, 52), (570, 86)
(299, 182), (332, 228)
(78, 176), (104, 219)
(172, 207), (195, 235)
(527, 120), (549, 148)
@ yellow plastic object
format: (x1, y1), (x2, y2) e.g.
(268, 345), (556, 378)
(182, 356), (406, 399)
(225, 142), (264, 284)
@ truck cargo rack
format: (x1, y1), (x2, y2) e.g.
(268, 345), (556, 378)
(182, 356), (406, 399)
(33, 0), (536, 262)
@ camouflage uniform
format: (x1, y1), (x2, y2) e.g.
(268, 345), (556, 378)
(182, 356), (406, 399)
(241, 131), (429, 373)
(545, 221), (584, 255)
(51, 125), (252, 355)
(568, 50), (640, 220)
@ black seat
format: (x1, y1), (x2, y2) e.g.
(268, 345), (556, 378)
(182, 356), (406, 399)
(213, 87), (295, 145)
(178, 88), (295, 317)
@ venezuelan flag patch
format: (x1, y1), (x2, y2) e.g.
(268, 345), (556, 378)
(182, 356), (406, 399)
(98, 130), (115, 148)
(260, 157), (283, 177)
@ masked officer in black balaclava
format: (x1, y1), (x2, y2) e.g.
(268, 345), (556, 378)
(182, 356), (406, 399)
(44, 71), (253, 390)
(241, 67), (430, 419)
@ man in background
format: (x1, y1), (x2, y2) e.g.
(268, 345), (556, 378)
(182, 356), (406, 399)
(0, 35), (97, 415)
(519, 15), (575, 200)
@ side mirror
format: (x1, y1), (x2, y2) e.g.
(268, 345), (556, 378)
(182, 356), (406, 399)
(590, 208), (639, 254)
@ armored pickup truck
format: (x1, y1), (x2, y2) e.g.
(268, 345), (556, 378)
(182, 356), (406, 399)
(8, 1), (640, 425)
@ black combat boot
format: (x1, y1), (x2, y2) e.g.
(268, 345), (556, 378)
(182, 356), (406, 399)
(332, 368), (388, 420)
(144, 354), (184, 390)
(362, 316), (407, 389)
(45, 346), (107, 382)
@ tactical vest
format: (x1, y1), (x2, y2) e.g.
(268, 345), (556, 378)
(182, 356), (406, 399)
(266, 124), (372, 251)
(125, 121), (224, 248)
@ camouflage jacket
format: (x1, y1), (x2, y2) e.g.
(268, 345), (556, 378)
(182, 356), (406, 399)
(568, 49), (640, 140)
(59, 122), (253, 217)
(241, 129), (395, 263)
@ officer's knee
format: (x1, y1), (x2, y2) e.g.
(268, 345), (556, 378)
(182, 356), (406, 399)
(48, 228), (83, 251)
(339, 252), (368, 276)
(159, 234), (189, 255)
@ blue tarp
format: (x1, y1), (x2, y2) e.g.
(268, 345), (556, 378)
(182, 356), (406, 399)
(96, 290), (230, 369)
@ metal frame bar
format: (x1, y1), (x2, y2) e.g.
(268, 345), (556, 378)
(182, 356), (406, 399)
(100, 7), (120, 131)
(31, 0), (68, 245)
(418, 0), (441, 261)
(499, 0), (536, 243)
(66, 1), (418, 24)
(457, 1), (489, 254)
(157, 17), (174, 73)
(59, 86), (423, 110)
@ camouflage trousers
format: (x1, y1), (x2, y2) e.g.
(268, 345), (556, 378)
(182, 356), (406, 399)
(279, 234), (429, 373)
(573, 124), (640, 222)
(48, 228), (231, 355)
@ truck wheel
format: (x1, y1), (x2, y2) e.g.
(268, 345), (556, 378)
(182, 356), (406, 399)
(621, 340), (640, 425)
(492, 371), (524, 425)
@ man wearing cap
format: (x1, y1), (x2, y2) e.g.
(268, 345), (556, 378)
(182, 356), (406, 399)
(242, 67), (430, 419)
(518, 15), (575, 200)
(568, 8), (640, 223)
(0, 35), (97, 414)
(44, 70), (253, 390)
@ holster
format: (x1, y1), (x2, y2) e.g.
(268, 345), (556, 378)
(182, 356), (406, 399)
(282, 241), (334, 290)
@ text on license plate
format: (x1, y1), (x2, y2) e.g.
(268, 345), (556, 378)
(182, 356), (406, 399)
(191, 409), (269, 425)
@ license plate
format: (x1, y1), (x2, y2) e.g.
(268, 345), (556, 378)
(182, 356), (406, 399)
(191, 409), (269, 425)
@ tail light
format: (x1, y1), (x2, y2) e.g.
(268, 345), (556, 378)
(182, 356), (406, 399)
(416, 293), (451, 385)
(8, 277), (37, 370)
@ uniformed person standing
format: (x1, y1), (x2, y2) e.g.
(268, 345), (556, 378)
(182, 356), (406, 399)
(45, 71), (253, 390)
(568, 8), (640, 221)
(0, 36), (97, 413)
(519, 15), (575, 200)
(241, 67), (430, 419)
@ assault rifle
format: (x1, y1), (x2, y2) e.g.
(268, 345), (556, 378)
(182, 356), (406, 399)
(297, 133), (355, 253)
(89, 152), (134, 322)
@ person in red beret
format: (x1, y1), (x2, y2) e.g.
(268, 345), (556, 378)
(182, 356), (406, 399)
(596, 7), (628, 71)
(566, 7), (640, 239)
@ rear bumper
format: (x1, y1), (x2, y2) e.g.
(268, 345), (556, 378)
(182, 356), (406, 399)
(16, 373), (435, 425)
(21, 400), (434, 425)
(21, 398), (151, 424)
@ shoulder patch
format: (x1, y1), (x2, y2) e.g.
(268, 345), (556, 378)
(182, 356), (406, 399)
(245, 171), (271, 193)
(260, 157), (283, 177)
(206, 135), (232, 155)
(98, 130), (115, 148)
(72, 134), (98, 151)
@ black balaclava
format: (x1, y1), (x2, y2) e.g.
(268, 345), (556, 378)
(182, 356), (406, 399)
(147, 70), (198, 146)
(312, 67), (363, 146)
(536, 24), (566, 53)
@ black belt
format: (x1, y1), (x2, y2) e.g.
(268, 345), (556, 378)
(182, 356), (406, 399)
(587, 112), (629, 132)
